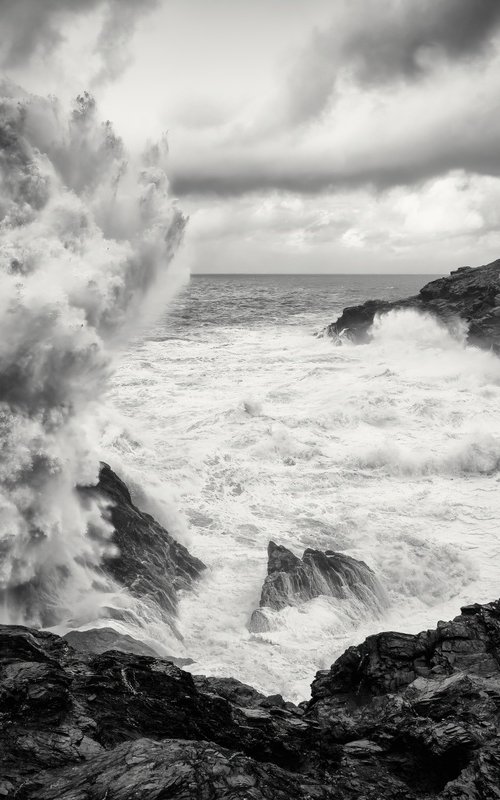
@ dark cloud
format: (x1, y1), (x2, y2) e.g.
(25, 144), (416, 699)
(170, 92), (500, 197)
(168, 0), (500, 198)
(287, 0), (500, 124)
(0, 0), (157, 83)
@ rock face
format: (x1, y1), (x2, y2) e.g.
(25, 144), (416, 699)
(0, 625), (325, 799)
(326, 258), (500, 350)
(249, 541), (388, 632)
(79, 464), (206, 619)
(307, 600), (500, 798)
(3, 600), (500, 798)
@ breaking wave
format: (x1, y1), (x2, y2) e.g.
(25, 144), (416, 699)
(0, 81), (186, 636)
(106, 293), (500, 698)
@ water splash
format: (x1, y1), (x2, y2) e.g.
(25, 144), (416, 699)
(0, 81), (186, 629)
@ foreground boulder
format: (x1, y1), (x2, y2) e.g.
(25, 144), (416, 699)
(79, 464), (206, 619)
(249, 541), (388, 632)
(3, 600), (500, 797)
(326, 258), (500, 350)
(307, 600), (500, 797)
(0, 625), (325, 799)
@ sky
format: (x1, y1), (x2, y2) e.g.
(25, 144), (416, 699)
(2, 0), (500, 274)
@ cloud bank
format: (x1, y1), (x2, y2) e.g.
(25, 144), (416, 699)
(167, 0), (500, 201)
(0, 0), (158, 85)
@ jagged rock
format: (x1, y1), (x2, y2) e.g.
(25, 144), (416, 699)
(4, 600), (500, 797)
(0, 625), (325, 798)
(326, 258), (500, 350)
(16, 738), (331, 800)
(249, 541), (388, 631)
(305, 600), (500, 796)
(79, 464), (206, 618)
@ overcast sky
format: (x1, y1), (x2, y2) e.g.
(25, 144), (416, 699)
(2, 0), (500, 273)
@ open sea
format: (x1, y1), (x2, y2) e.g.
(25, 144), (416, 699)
(100, 274), (500, 700)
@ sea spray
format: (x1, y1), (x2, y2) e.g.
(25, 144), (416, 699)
(0, 82), (186, 631)
(105, 286), (500, 699)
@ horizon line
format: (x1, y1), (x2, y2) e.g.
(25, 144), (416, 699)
(190, 271), (445, 276)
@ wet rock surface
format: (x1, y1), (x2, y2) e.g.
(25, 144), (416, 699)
(79, 464), (206, 619)
(4, 600), (500, 797)
(249, 541), (388, 632)
(326, 258), (500, 350)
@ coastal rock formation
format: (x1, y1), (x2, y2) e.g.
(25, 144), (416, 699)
(326, 258), (500, 350)
(0, 625), (324, 799)
(249, 541), (388, 633)
(79, 464), (206, 619)
(62, 628), (193, 665)
(3, 600), (500, 797)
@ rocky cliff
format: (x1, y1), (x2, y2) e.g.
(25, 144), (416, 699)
(3, 599), (500, 798)
(326, 258), (500, 350)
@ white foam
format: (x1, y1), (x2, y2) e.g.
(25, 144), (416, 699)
(0, 83), (185, 631)
(105, 308), (500, 700)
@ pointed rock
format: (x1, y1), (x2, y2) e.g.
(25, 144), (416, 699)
(249, 543), (388, 632)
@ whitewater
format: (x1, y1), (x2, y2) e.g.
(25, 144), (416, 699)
(100, 274), (500, 701)
(2, 84), (499, 702)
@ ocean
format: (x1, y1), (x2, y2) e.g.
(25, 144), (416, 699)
(101, 273), (500, 701)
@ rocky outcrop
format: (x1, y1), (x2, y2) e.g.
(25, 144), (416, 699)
(0, 625), (325, 799)
(62, 628), (193, 665)
(249, 541), (388, 633)
(4, 600), (500, 797)
(326, 258), (500, 350)
(306, 600), (500, 797)
(79, 464), (206, 619)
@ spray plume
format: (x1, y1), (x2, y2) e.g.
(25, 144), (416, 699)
(0, 81), (186, 630)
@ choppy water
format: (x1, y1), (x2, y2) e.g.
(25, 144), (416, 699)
(101, 274), (500, 701)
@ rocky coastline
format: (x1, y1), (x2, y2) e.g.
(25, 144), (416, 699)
(3, 261), (500, 798)
(3, 598), (500, 798)
(326, 257), (500, 351)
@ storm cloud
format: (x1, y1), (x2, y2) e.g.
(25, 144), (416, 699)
(166, 0), (500, 199)
(3, 0), (500, 272)
(286, 0), (500, 124)
(0, 0), (157, 84)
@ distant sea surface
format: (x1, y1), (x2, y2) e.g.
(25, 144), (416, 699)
(104, 273), (500, 700)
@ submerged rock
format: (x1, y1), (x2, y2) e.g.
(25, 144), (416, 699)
(326, 257), (500, 350)
(80, 464), (206, 619)
(249, 541), (388, 632)
(4, 600), (500, 797)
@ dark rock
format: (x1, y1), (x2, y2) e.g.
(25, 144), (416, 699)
(80, 464), (206, 619)
(0, 624), (324, 797)
(304, 600), (500, 796)
(16, 738), (331, 800)
(4, 600), (500, 797)
(249, 541), (388, 631)
(193, 674), (268, 708)
(326, 257), (500, 350)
